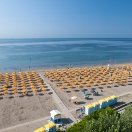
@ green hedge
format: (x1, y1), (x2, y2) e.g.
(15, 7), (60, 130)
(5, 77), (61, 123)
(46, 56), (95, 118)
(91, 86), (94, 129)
(66, 106), (132, 132)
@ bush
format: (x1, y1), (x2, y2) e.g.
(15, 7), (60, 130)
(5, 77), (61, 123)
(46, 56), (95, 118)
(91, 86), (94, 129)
(66, 106), (132, 132)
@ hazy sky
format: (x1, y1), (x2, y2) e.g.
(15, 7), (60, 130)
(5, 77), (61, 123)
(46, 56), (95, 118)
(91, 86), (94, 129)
(0, 0), (132, 38)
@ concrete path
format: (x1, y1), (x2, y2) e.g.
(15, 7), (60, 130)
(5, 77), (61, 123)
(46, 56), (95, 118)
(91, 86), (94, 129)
(39, 72), (76, 122)
(0, 116), (49, 132)
(118, 91), (132, 98)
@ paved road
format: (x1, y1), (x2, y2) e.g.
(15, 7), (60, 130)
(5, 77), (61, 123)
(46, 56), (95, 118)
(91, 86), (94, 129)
(39, 72), (76, 122)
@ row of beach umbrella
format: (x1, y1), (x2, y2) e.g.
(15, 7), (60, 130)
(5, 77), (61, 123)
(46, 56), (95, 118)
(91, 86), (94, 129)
(0, 71), (47, 97)
(44, 65), (132, 89)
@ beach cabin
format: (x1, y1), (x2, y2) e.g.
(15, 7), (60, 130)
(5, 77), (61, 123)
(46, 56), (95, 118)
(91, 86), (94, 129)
(105, 96), (114, 106)
(84, 96), (118, 115)
(104, 97), (111, 107)
(34, 122), (56, 132)
(34, 127), (46, 132)
(92, 102), (100, 111)
(98, 99), (107, 108)
(85, 101), (101, 115)
(109, 95), (117, 105)
(85, 104), (95, 115)
(44, 122), (56, 132)
(50, 110), (61, 123)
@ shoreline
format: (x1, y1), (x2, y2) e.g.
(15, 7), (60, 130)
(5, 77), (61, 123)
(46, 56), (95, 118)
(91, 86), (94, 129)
(1, 62), (132, 73)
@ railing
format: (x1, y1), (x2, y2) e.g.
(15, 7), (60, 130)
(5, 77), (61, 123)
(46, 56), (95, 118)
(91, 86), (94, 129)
(113, 101), (132, 112)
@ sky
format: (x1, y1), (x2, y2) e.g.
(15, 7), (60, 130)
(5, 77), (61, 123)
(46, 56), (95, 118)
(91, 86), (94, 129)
(0, 0), (132, 38)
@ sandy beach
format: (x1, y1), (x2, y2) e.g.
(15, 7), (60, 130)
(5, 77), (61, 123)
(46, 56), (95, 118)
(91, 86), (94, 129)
(0, 64), (132, 132)
(0, 94), (58, 129)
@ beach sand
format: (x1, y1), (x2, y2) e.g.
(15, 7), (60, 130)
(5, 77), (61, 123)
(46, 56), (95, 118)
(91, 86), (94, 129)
(0, 94), (58, 130)
(0, 64), (132, 132)
(45, 76), (132, 110)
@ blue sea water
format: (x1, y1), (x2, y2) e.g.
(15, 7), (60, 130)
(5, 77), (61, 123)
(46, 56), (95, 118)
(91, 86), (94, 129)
(0, 38), (132, 71)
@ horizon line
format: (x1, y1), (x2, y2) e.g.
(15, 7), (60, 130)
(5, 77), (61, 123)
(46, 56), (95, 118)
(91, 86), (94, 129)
(0, 37), (132, 39)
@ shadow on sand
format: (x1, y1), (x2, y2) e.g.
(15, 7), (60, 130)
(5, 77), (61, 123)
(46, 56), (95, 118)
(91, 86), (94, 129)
(112, 101), (126, 108)
(79, 101), (86, 104)
(61, 118), (74, 124)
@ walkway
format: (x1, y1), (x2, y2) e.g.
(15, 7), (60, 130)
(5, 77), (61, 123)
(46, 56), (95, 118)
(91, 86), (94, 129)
(0, 116), (49, 132)
(39, 72), (76, 122)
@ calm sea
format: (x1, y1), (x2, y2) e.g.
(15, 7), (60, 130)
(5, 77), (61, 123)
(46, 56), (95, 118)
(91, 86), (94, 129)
(0, 38), (132, 71)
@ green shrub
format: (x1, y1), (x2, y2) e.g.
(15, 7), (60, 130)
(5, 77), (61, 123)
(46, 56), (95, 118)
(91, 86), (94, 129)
(66, 106), (132, 132)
